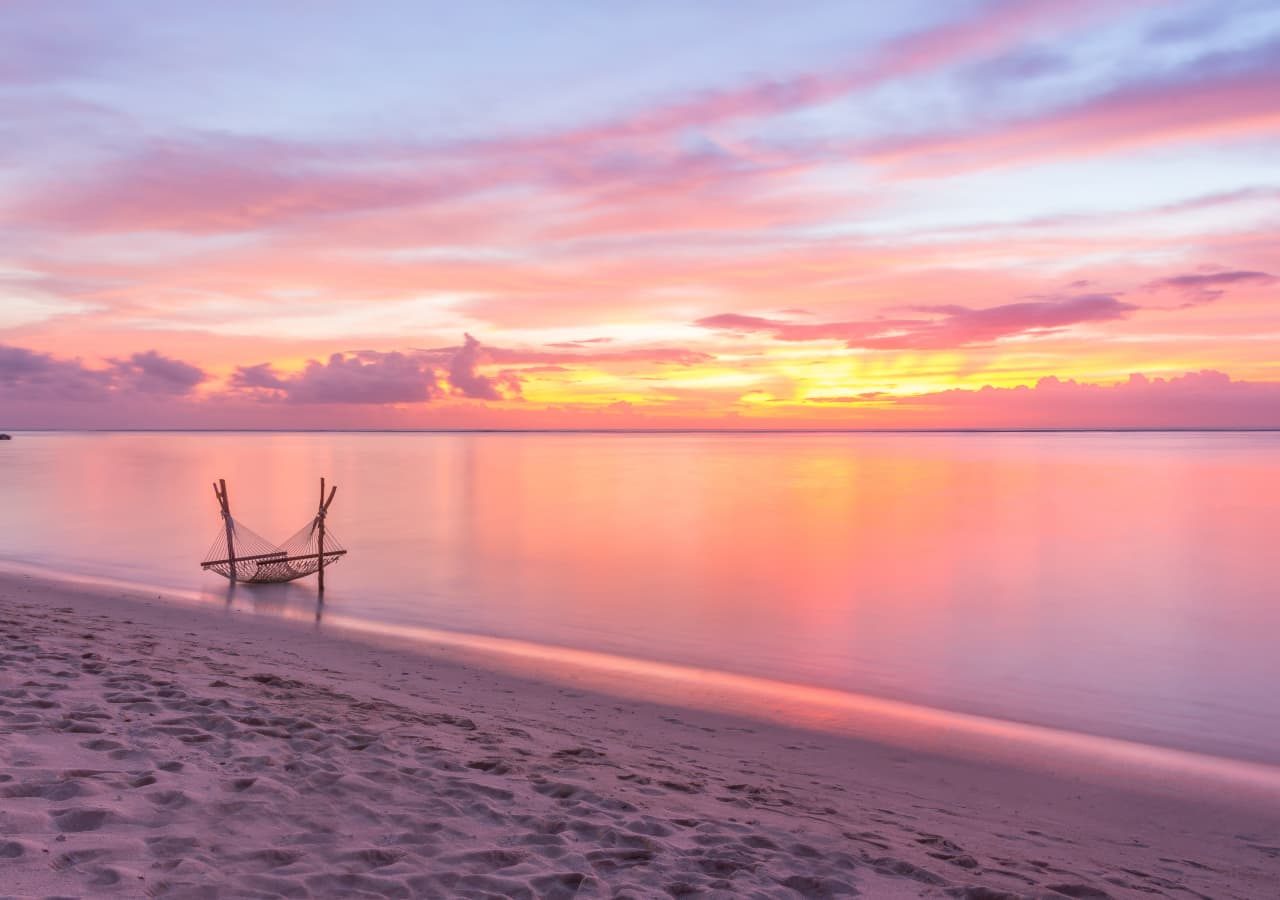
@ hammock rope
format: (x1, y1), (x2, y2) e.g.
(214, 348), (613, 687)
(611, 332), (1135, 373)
(200, 479), (346, 585)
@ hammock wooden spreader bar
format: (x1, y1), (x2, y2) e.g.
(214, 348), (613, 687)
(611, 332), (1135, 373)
(200, 477), (347, 588)
(201, 550), (347, 567)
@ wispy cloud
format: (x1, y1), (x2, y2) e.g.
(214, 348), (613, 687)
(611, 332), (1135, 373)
(697, 295), (1136, 349)
(2, 1), (1278, 428)
(857, 38), (1280, 176)
(1143, 269), (1276, 307)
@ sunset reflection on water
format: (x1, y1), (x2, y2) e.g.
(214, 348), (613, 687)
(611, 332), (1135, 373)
(2, 430), (1278, 765)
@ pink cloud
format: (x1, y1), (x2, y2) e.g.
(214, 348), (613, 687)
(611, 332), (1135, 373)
(1143, 269), (1276, 307)
(0, 344), (112, 400)
(887, 370), (1280, 429)
(18, 140), (445, 234)
(545, 176), (832, 241)
(4, 335), (718, 417)
(697, 294), (1136, 349)
(107, 349), (206, 394)
(860, 47), (1280, 175)
(486, 0), (1121, 154)
(0, 344), (204, 400)
(230, 351), (440, 404)
(6, 339), (1280, 430)
(448, 333), (521, 400)
(15, 132), (802, 240)
(227, 336), (534, 405)
(8, 2), (1136, 242)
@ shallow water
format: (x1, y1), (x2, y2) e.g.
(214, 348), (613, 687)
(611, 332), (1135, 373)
(2, 430), (1278, 764)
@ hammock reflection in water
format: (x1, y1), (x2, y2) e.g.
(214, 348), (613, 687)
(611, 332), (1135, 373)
(200, 478), (347, 587)
(215, 578), (329, 627)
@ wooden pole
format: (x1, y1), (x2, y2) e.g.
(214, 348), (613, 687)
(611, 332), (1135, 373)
(217, 478), (237, 583)
(317, 477), (326, 594)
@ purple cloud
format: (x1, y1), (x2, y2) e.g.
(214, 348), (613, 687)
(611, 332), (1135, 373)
(1144, 270), (1275, 307)
(231, 334), (706, 406)
(232, 352), (440, 404)
(965, 46), (1070, 84)
(697, 295), (1136, 349)
(0, 344), (110, 400)
(108, 350), (206, 394)
(228, 362), (287, 391)
(0, 345), (204, 401)
(448, 333), (521, 400)
(890, 370), (1280, 429)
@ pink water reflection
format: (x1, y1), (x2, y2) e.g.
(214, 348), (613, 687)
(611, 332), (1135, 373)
(2, 430), (1278, 764)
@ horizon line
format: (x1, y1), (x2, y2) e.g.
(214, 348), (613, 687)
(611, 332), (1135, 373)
(5, 427), (1280, 436)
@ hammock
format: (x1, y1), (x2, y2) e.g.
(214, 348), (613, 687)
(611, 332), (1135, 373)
(200, 478), (346, 586)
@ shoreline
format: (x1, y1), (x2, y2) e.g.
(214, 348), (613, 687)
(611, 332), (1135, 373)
(2, 570), (1278, 897)
(5, 559), (1279, 801)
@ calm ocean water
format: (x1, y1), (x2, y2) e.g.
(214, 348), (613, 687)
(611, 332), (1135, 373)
(2, 430), (1278, 764)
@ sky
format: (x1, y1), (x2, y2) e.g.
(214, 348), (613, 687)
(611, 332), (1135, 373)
(2, 0), (1278, 429)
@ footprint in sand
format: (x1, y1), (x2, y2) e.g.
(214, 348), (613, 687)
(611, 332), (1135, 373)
(51, 808), (111, 832)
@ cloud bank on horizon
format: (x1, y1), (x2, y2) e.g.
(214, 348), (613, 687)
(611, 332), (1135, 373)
(1, 0), (1278, 428)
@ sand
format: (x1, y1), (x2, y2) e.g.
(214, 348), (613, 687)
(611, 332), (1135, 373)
(1, 571), (1277, 899)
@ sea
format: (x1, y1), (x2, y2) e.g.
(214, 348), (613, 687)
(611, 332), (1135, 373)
(2, 430), (1277, 766)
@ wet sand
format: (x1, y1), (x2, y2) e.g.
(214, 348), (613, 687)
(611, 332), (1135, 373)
(1, 570), (1277, 898)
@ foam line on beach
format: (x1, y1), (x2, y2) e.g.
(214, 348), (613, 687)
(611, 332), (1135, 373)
(319, 612), (1280, 806)
(4, 559), (1278, 808)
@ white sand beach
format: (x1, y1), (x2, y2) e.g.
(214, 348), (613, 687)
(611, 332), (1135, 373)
(2, 570), (1277, 899)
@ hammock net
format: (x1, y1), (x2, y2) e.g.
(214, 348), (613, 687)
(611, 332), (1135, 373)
(201, 515), (346, 584)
